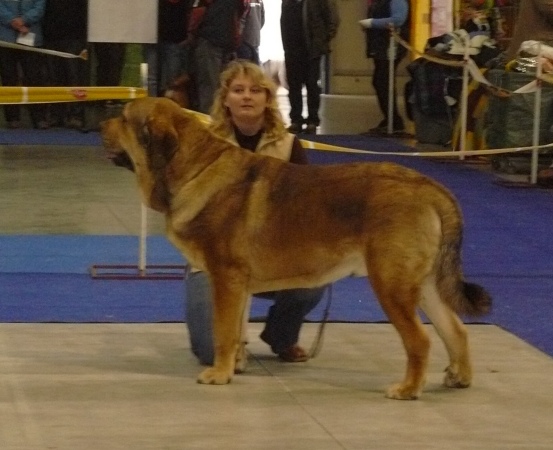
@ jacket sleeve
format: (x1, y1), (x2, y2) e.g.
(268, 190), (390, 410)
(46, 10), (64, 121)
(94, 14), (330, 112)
(20, 0), (46, 26)
(326, 0), (340, 40)
(0, 2), (16, 26)
(370, 0), (408, 29)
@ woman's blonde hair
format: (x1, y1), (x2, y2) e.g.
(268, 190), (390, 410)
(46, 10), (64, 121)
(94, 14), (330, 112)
(209, 59), (287, 139)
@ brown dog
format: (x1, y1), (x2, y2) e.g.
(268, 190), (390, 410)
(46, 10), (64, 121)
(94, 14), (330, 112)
(101, 97), (491, 400)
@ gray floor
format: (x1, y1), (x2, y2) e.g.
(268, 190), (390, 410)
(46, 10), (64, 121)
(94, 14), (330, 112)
(1, 100), (552, 449)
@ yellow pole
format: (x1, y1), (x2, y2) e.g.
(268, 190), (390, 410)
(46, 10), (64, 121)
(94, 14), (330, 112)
(412, 0), (431, 54)
(0, 86), (147, 104)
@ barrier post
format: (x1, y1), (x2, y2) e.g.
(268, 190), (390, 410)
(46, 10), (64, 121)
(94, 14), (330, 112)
(387, 27), (396, 136)
(458, 36), (470, 160)
(530, 50), (543, 185)
(138, 63), (149, 274)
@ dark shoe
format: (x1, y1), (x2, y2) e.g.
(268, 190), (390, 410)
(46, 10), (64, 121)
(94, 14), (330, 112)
(537, 168), (553, 187)
(65, 117), (84, 129)
(287, 123), (303, 134)
(363, 119), (405, 136)
(36, 120), (49, 130)
(278, 344), (309, 363)
(304, 123), (318, 134)
(7, 120), (21, 129)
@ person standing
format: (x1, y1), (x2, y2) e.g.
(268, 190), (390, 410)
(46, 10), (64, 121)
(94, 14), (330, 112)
(0, 0), (49, 129)
(91, 42), (126, 90)
(359, 0), (410, 134)
(185, 60), (325, 367)
(143, 0), (190, 97)
(43, 0), (88, 129)
(280, 0), (339, 135)
(187, 0), (247, 113)
(237, 0), (264, 65)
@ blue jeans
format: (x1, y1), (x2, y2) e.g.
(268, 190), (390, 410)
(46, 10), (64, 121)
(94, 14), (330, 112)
(189, 37), (226, 113)
(185, 271), (325, 365)
(142, 42), (188, 96)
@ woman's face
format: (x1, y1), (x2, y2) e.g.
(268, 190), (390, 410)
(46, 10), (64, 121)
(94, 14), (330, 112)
(223, 73), (269, 122)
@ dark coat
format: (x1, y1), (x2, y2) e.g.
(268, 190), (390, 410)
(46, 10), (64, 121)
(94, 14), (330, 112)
(281, 0), (340, 60)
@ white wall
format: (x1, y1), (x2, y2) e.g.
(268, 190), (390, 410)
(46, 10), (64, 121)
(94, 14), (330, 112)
(259, 0), (284, 62)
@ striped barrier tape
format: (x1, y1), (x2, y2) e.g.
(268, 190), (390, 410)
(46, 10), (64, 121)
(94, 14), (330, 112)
(185, 109), (553, 158)
(0, 40), (87, 59)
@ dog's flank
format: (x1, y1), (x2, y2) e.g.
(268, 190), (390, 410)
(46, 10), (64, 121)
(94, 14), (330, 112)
(101, 97), (491, 400)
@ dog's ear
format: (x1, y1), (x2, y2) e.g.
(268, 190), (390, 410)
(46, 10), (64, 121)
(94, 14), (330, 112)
(142, 115), (179, 171)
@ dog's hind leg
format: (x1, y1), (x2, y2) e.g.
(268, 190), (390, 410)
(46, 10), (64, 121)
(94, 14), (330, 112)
(420, 277), (472, 389)
(197, 272), (249, 385)
(371, 277), (430, 400)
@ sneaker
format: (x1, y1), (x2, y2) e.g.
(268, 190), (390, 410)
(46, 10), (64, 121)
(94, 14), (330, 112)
(287, 123), (303, 134)
(36, 120), (49, 130)
(278, 344), (309, 363)
(304, 123), (317, 134)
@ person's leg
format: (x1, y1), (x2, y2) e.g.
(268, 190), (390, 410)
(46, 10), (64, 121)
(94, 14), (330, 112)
(48, 39), (88, 125)
(94, 43), (126, 86)
(20, 51), (49, 128)
(64, 39), (89, 124)
(142, 43), (159, 96)
(185, 271), (215, 365)
(259, 286), (326, 355)
(44, 41), (67, 126)
(192, 37), (224, 113)
(159, 42), (187, 93)
(0, 48), (22, 125)
(372, 58), (404, 129)
(283, 49), (306, 128)
(305, 56), (322, 129)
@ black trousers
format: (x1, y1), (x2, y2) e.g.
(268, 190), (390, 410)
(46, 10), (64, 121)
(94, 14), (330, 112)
(0, 48), (48, 125)
(284, 49), (322, 126)
(45, 39), (89, 122)
(372, 57), (403, 126)
(92, 43), (126, 86)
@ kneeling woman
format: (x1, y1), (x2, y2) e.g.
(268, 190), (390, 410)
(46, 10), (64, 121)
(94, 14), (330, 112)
(185, 60), (326, 365)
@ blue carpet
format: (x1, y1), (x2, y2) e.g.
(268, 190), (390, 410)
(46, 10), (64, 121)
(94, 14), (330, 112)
(1, 134), (552, 358)
(0, 129), (102, 146)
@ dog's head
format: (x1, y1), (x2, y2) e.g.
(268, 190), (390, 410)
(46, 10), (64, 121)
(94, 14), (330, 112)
(101, 97), (186, 211)
(101, 97), (183, 172)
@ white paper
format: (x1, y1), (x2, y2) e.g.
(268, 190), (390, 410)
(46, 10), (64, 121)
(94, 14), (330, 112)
(16, 32), (35, 47)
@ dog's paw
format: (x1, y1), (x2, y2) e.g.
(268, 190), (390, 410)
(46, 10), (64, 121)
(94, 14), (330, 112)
(385, 383), (421, 400)
(234, 343), (248, 374)
(443, 366), (471, 389)
(197, 367), (233, 385)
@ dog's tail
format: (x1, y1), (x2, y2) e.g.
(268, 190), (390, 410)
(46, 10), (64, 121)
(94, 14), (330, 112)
(434, 192), (492, 317)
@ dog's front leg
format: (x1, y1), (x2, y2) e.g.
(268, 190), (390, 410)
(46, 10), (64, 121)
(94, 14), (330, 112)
(197, 274), (249, 385)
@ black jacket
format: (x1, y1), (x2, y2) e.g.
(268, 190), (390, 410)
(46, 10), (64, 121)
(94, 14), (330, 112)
(365, 0), (410, 61)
